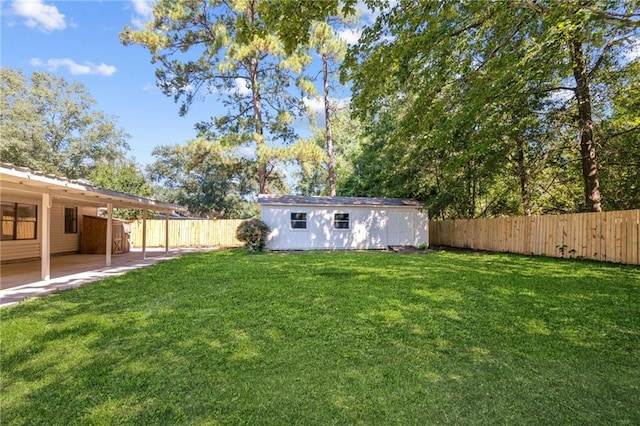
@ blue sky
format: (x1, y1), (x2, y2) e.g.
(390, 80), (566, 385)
(2, 0), (220, 166)
(1, 0), (364, 167)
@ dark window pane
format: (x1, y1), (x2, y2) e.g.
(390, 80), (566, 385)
(334, 213), (349, 229)
(16, 204), (37, 239)
(291, 212), (307, 229)
(65, 207), (78, 234)
(2, 202), (37, 240)
(2, 203), (16, 240)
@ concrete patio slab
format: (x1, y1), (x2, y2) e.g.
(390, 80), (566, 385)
(0, 248), (217, 307)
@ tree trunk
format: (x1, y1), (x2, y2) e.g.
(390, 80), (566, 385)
(569, 38), (602, 212)
(516, 133), (532, 216)
(250, 58), (267, 194)
(323, 52), (336, 197)
(248, 0), (268, 194)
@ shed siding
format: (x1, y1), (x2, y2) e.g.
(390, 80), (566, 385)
(262, 205), (428, 250)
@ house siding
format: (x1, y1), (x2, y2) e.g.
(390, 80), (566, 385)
(51, 203), (79, 254)
(261, 205), (429, 250)
(0, 193), (41, 262)
(50, 204), (97, 254)
(1, 196), (98, 261)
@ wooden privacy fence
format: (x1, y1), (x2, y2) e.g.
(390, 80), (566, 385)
(429, 209), (639, 265)
(129, 219), (246, 248)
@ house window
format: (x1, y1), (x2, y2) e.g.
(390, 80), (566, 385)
(291, 212), (307, 229)
(64, 206), (78, 234)
(334, 213), (350, 229)
(1, 202), (37, 240)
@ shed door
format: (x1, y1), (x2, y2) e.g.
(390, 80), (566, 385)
(387, 211), (414, 246)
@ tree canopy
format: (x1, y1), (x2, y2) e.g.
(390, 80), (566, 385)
(342, 0), (640, 216)
(120, 0), (316, 194)
(8, 1), (626, 220)
(146, 139), (273, 218)
(0, 68), (131, 180)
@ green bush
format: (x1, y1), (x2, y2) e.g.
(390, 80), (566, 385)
(236, 219), (271, 252)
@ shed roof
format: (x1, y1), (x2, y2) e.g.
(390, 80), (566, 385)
(258, 194), (422, 208)
(1, 163), (184, 212)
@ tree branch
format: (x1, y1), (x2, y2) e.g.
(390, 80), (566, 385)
(588, 30), (621, 78)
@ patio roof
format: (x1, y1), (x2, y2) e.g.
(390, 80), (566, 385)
(1, 163), (184, 212)
(1, 163), (188, 282)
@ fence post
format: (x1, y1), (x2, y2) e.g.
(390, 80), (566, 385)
(427, 209), (639, 265)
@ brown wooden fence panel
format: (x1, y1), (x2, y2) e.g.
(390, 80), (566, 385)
(129, 219), (246, 248)
(429, 209), (640, 265)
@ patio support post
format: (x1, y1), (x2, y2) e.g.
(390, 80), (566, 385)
(106, 203), (113, 266)
(165, 211), (169, 254)
(41, 193), (51, 281)
(142, 209), (147, 259)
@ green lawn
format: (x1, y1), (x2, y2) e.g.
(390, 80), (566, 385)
(1, 250), (639, 425)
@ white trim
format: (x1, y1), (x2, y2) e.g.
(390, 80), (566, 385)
(142, 209), (147, 260)
(165, 214), (169, 254)
(41, 193), (51, 280)
(106, 204), (113, 267)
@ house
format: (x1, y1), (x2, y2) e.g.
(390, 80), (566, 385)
(258, 194), (429, 250)
(1, 163), (184, 281)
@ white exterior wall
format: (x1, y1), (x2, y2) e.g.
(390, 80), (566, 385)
(261, 205), (429, 250)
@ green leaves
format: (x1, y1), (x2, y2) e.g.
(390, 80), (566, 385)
(0, 68), (131, 180)
(341, 0), (640, 217)
(147, 139), (258, 218)
(120, 0), (314, 194)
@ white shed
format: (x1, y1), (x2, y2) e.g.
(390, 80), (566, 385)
(258, 194), (429, 250)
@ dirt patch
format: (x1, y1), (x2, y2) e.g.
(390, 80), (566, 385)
(386, 246), (430, 254)
(428, 245), (496, 255)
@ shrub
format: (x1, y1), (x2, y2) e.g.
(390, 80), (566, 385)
(236, 219), (271, 252)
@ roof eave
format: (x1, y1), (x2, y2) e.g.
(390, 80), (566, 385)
(1, 164), (185, 212)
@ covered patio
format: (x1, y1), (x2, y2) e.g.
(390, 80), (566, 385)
(1, 248), (215, 307)
(1, 163), (192, 306)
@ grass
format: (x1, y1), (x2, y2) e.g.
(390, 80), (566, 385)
(1, 249), (639, 425)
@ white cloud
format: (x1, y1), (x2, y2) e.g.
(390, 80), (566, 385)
(236, 146), (256, 158)
(30, 57), (117, 76)
(234, 78), (251, 96)
(548, 88), (574, 105)
(625, 38), (640, 62)
(355, 0), (377, 24)
(130, 0), (154, 29)
(337, 28), (361, 45)
(355, 0), (397, 24)
(303, 96), (350, 115)
(303, 96), (324, 114)
(12, 0), (66, 32)
(132, 0), (153, 15)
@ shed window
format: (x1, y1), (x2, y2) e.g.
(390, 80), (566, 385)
(334, 213), (350, 229)
(64, 206), (78, 234)
(291, 212), (307, 229)
(1, 202), (37, 240)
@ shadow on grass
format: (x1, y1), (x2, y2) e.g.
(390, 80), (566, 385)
(1, 249), (639, 424)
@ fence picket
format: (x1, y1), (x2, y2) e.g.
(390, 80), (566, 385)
(429, 209), (639, 265)
(130, 219), (245, 248)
